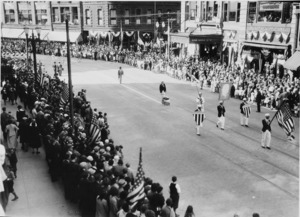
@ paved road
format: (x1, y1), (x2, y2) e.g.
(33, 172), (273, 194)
(10, 55), (300, 217)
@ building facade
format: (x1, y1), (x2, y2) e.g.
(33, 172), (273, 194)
(173, 1), (300, 73)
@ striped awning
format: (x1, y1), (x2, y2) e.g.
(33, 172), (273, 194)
(283, 51), (300, 71)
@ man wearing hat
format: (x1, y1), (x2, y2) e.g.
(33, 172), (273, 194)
(216, 101), (226, 130)
(261, 113), (271, 149)
(193, 104), (205, 136)
(240, 98), (249, 127)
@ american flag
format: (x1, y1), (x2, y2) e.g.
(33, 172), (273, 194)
(242, 105), (251, 118)
(127, 148), (146, 208)
(88, 112), (101, 145)
(59, 82), (69, 108)
(193, 113), (205, 125)
(276, 101), (295, 136)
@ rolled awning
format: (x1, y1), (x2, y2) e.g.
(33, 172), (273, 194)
(242, 41), (288, 50)
(43, 31), (82, 43)
(283, 51), (300, 71)
(1, 28), (24, 39)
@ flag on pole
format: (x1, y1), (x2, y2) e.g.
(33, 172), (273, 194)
(59, 82), (69, 108)
(218, 83), (232, 101)
(137, 31), (144, 46)
(127, 148), (146, 208)
(193, 113), (205, 126)
(88, 112), (101, 145)
(242, 105), (251, 118)
(275, 101), (295, 137)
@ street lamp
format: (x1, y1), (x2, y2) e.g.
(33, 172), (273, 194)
(23, 26), (29, 69)
(156, 21), (166, 55)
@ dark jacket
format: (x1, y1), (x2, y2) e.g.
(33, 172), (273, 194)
(217, 105), (225, 117)
(159, 84), (166, 93)
(262, 119), (271, 132)
(240, 102), (246, 114)
(256, 90), (262, 103)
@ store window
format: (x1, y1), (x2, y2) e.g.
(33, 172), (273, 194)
(110, 9), (116, 25)
(18, 10), (32, 25)
(36, 9), (47, 25)
(147, 9), (152, 24)
(136, 9), (141, 25)
(52, 7), (59, 23)
(5, 9), (15, 24)
(72, 7), (79, 25)
(124, 9), (130, 25)
(85, 9), (91, 25)
(98, 9), (103, 25)
(60, 7), (70, 23)
(247, 2), (257, 23)
(257, 2), (282, 22)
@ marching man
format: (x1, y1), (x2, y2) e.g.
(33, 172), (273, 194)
(194, 104), (205, 136)
(261, 113), (271, 149)
(196, 92), (205, 112)
(159, 81), (167, 99)
(216, 101), (226, 130)
(240, 98), (250, 127)
(118, 67), (124, 84)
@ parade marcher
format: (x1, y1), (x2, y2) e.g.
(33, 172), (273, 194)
(159, 81), (167, 99)
(118, 67), (124, 84)
(261, 113), (271, 149)
(216, 101), (226, 130)
(193, 105), (205, 136)
(196, 92), (205, 112)
(256, 88), (262, 112)
(169, 176), (181, 214)
(240, 98), (249, 127)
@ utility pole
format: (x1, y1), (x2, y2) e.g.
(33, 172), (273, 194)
(167, 12), (170, 61)
(66, 18), (74, 130)
(32, 31), (38, 89)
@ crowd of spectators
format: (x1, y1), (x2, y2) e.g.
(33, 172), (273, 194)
(2, 38), (299, 117)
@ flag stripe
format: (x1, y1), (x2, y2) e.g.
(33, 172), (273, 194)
(242, 105), (251, 118)
(276, 102), (295, 136)
(193, 113), (205, 125)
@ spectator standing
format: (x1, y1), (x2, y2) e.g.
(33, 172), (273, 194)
(1, 107), (10, 143)
(160, 198), (175, 217)
(5, 120), (19, 149)
(256, 88), (262, 112)
(95, 192), (109, 217)
(28, 118), (41, 154)
(4, 166), (18, 201)
(184, 205), (195, 217)
(169, 176), (181, 214)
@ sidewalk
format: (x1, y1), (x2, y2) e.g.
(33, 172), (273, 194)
(1, 99), (80, 217)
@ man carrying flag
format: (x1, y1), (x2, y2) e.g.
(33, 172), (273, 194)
(274, 100), (295, 140)
(240, 98), (250, 127)
(127, 148), (145, 209)
(193, 104), (205, 136)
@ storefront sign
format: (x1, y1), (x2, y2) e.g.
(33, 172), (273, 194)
(259, 2), (282, 11)
(189, 35), (222, 44)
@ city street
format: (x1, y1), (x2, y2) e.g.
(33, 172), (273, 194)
(5, 54), (298, 217)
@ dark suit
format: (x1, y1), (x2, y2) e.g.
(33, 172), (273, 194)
(217, 105), (225, 117)
(256, 90), (262, 112)
(159, 83), (167, 93)
(240, 102), (246, 114)
(262, 119), (271, 132)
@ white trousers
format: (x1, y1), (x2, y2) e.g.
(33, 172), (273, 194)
(196, 123), (203, 135)
(261, 130), (271, 147)
(240, 114), (249, 125)
(217, 116), (225, 129)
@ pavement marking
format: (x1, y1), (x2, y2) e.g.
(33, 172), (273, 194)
(122, 84), (162, 104)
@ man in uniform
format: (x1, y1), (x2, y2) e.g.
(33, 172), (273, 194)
(196, 92), (205, 112)
(194, 104), (204, 136)
(261, 113), (271, 149)
(159, 81), (167, 100)
(240, 98), (249, 127)
(118, 67), (124, 84)
(216, 101), (226, 130)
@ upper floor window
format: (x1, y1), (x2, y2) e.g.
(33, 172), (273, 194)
(202, 1), (218, 22)
(36, 9), (47, 25)
(52, 7), (59, 23)
(223, 2), (228, 22)
(124, 9), (130, 25)
(176, 10), (180, 24)
(98, 9), (103, 25)
(147, 9), (152, 24)
(248, 2), (292, 24)
(136, 9), (141, 25)
(85, 9), (91, 25)
(72, 7), (79, 25)
(60, 7), (70, 23)
(110, 9), (117, 25)
(5, 9), (15, 24)
(18, 10), (32, 25)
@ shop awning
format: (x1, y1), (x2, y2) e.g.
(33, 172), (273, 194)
(1, 28), (24, 39)
(18, 30), (49, 40)
(242, 41), (288, 50)
(43, 31), (82, 43)
(170, 33), (190, 44)
(283, 51), (300, 71)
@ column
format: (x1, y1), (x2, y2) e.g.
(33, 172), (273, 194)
(31, 2), (36, 25)
(2, 3), (6, 24)
(47, 2), (51, 27)
(180, 0), (185, 33)
(14, 1), (19, 24)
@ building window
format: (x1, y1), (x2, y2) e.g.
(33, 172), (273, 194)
(223, 2), (228, 22)
(36, 9), (47, 25)
(237, 3), (241, 22)
(147, 9), (152, 24)
(247, 2), (257, 23)
(72, 7), (79, 25)
(228, 1), (238, 21)
(190, 9), (196, 20)
(5, 9), (15, 24)
(98, 9), (103, 25)
(282, 2), (292, 23)
(213, 2), (218, 17)
(85, 9), (91, 25)
(136, 9), (141, 25)
(52, 7), (59, 23)
(60, 7), (70, 23)
(18, 10), (32, 25)
(257, 2), (291, 23)
(177, 10), (180, 24)
(110, 9), (116, 25)
(124, 9), (130, 25)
